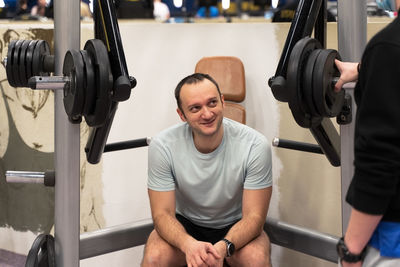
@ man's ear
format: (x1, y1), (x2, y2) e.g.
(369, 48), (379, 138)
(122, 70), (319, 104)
(177, 108), (186, 122)
(221, 94), (225, 108)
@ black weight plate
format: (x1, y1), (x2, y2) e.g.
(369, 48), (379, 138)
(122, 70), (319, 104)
(46, 234), (55, 267)
(325, 50), (344, 117)
(303, 49), (324, 120)
(63, 49), (85, 123)
(38, 40), (50, 75)
(25, 234), (55, 267)
(83, 39), (113, 127)
(287, 37), (322, 128)
(18, 40), (31, 87)
(12, 40), (24, 87)
(31, 40), (44, 75)
(25, 40), (38, 82)
(80, 50), (96, 116)
(32, 40), (50, 76)
(6, 40), (17, 87)
(312, 49), (345, 117)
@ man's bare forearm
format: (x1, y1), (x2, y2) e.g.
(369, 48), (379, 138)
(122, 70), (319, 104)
(222, 213), (265, 250)
(153, 213), (195, 253)
(220, 187), (271, 250)
(148, 189), (194, 253)
(345, 208), (382, 254)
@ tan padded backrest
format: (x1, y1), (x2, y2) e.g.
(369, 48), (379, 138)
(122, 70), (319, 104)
(195, 56), (246, 124)
(224, 102), (246, 124)
(195, 56), (246, 102)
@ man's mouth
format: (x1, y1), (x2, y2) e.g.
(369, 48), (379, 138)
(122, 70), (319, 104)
(201, 118), (215, 127)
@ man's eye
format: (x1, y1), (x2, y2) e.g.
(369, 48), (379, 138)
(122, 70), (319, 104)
(209, 100), (217, 107)
(190, 106), (200, 112)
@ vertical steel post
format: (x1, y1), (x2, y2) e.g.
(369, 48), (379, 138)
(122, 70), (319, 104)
(54, 0), (81, 266)
(337, 0), (367, 234)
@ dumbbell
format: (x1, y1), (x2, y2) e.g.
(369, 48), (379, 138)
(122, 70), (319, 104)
(286, 37), (344, 128)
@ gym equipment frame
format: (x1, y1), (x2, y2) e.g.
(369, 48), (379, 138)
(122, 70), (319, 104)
(4, 0), (367, 266)
(78, 0), (363, 260)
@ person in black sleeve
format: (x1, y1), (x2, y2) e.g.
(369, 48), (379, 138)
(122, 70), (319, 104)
(334, 1), (400, 266)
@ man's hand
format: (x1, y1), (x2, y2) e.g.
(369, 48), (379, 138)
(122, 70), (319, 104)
(184, 240), (221, 267)
(334, 60), (359, 92)
(203, 241), (226, 267)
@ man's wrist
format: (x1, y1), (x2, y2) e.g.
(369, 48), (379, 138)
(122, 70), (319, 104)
(336, 237), (367, 263)
(344, 236), (365, 255)
(221, 238), (235, 257)
(215, 241), (227, 257)
(180, 235), (197, 254)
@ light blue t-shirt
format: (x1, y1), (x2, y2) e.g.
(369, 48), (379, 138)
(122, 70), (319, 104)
(148, 118), (273, 228)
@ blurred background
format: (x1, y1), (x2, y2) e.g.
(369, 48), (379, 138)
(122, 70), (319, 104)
(0, 0), (396, 23)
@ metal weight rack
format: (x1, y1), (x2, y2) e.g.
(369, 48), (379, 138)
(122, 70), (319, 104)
(3, 0), (366, 266)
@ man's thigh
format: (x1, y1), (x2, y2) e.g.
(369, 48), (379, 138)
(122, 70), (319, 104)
(226, 231), (271, 267)
(142, 230), (186, 267)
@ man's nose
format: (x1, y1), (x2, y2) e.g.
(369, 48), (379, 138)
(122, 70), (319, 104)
(201, 107), (213, 118)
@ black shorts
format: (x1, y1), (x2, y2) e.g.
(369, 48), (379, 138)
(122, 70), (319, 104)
(176, 214), (237, 244)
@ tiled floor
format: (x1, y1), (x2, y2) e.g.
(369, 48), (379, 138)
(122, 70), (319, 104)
(0, 249), (26, 267)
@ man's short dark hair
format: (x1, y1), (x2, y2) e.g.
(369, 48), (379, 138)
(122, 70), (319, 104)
(174, 73), (222, 112)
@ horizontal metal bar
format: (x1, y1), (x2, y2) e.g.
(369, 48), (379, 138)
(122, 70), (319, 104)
(273, 137), (323, 154)
(28, 76), (68, 90)
(79, 219), (153, 260)
(343, 82), (356, 90)
(6, 170), (45, 184)
(79, 218), (339, 263)
(103, 137), (151, 153)
(264, 217), (339, 263)
(6, 170), (55, 186)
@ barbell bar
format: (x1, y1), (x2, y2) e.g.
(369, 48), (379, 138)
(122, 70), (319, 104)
(5, 170), (55, 187)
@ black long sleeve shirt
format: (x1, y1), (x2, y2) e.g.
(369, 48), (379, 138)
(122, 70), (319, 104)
(346, 14), (400, 222)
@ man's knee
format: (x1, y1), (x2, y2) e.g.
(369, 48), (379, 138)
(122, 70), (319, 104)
(142, 231), (166, 266)
(228, 232), (271, 267)
(242, 245), (271, 266)
(141, 230), (185, 267)
(142, 248), (185, 267)
(228, 248), (271, 267)
(142, 246), (164, 266)
(248, 248), (271, 267)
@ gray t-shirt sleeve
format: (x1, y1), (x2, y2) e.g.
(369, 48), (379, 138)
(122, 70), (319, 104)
(244, 137), (273, 189)
(147, 139), (175, 191)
